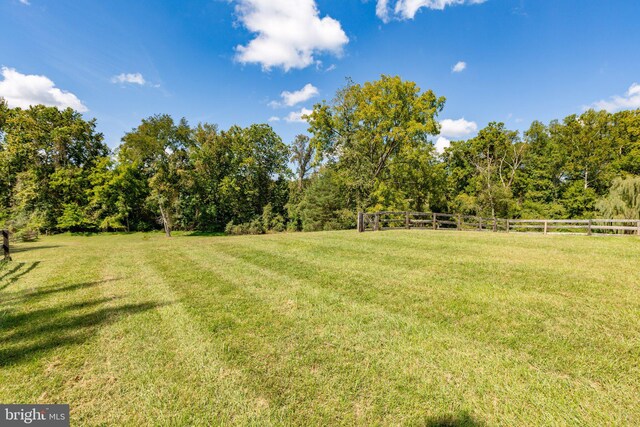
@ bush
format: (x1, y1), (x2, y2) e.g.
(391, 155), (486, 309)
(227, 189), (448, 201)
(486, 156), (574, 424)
(4, 211), (44, 241)
(225, 205), (287, 235)
(271, 215), (285, 232)
(298, 170), (355, 231)
(15, 229), (39, 242)
(225, 219), (264, 235)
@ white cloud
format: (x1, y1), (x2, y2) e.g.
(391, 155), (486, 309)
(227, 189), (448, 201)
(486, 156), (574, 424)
(434, 136), (451, 153)
(19, 0), (30, 5)
(234, 0), (349, 71)
(376, 0), (391, 22)
(270, 83), (319, 108)
(434, 118), (477, 153)
(377, 0), (487, 22)
(589, 83), (640, 113)
(111, 72), (146, 85)
(452, 61), (467, 73)
(439, 118), (478, 138)
(284, 107), (313, 123)
(0, 67), (87, 112)
(268, 116), (281, 122)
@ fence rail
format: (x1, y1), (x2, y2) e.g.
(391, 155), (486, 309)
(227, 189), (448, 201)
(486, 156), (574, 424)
(357, 212), (640, 236)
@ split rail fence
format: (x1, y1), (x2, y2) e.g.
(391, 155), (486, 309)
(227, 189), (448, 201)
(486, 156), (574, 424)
(357, 212), (640, 236)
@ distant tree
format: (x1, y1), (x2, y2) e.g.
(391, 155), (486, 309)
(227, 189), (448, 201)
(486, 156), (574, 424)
(373, 141), (445, 212)
(0, 98), (7, 137)
(444, 122), (526, 218)
(185, 122), (289, 231)
(597, 175), (640, 219)
(612, 109), (640, 175)
(559, 110), (615, 193)
(0, 105), (108, 232)
(290, 134), (315, 190)
(119, 114), (192, 237)
(307, 75), (445, 210)
(297, 168), (354, 231)
(2, 93), (639, 234)
(87, 158), (150, 231)
(518, 120), (566, 218)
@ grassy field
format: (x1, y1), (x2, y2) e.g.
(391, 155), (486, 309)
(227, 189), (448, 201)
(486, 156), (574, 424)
(0, 230), (639, 426)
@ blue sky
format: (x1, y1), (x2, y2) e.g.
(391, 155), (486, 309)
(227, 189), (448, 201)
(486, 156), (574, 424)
(1, 0), (639, 150)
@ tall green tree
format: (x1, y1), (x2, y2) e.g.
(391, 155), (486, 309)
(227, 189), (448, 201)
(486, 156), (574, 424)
(87, 158), (150, 231)
(559, 110), (615, 193)
(119, 114), (192, 237)
(290, 134), (316, 190)
(307, 75), (445, 211)
(443, 123), (526, 218)
(0, 104), (109, 231)
(612, 109), (640, 175)
(517, 121), (566, 217)
(185, 123), (289, 231)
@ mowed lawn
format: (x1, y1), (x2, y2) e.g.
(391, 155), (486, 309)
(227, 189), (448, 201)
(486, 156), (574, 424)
(1, 231), (639, 426)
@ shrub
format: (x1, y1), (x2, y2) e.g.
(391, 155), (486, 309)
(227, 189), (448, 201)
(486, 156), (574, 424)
(225, 205), (286, 235)
(15, 229), (39, 242)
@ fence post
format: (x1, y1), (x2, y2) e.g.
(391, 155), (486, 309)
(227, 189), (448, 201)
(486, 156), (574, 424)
(544, 220), (548, 235)
(432, 213), (437, 230)
(492, 218), (497, 232)
(357, 212), (364, 232)
(637, 220), (640, 236)
(506, 219), (510, 233)
(478, 217), (482, 231)
(374, 213), (380, 231)
(587, 219), (593, 236)
(457, 214), (462, 231)
(2, 230), (10, 261)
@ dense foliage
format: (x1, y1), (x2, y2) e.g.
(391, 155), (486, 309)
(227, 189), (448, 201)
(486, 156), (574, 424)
(1, 75), (639, 235)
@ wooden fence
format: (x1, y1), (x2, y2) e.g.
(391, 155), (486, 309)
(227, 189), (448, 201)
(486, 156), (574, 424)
(2, 229), (10, 260)
(357, 212), (640, 236)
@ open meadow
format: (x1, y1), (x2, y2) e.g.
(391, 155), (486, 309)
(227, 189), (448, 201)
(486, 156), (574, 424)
(1, 231), (639, 426)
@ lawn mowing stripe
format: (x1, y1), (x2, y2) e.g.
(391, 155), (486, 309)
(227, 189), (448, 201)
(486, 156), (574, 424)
(221, 236), (637, 366)
(2, 233), (638, 426)
(228, 232), (640, 351)
(240, 231), (640, 298)
(0, 236), (111, 406)
(142, 241), (369, 424)
(163, 238), (625, 425)
(152, 240), (489, 425)
(68, 236), (277, 426)
(181, 236), (640, 426)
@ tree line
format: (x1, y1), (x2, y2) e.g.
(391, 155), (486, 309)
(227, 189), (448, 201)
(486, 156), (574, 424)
(1, 75), (639, 237)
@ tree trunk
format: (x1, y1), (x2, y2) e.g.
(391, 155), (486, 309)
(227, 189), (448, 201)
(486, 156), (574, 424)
(584, 170), (589, 190)
(158, 203), (171, 237)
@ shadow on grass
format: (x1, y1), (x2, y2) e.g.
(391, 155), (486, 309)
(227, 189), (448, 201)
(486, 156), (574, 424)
(68, 231), (142, 237)
(1, 278), (119, 303)
(425, 412), (485, 427)
(10, 245), (62, 254)
(186, 231), (226, 237)
(0, 295), (168, 367)
(0, 261), (41, 291)
(0, 262), (25, 281)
